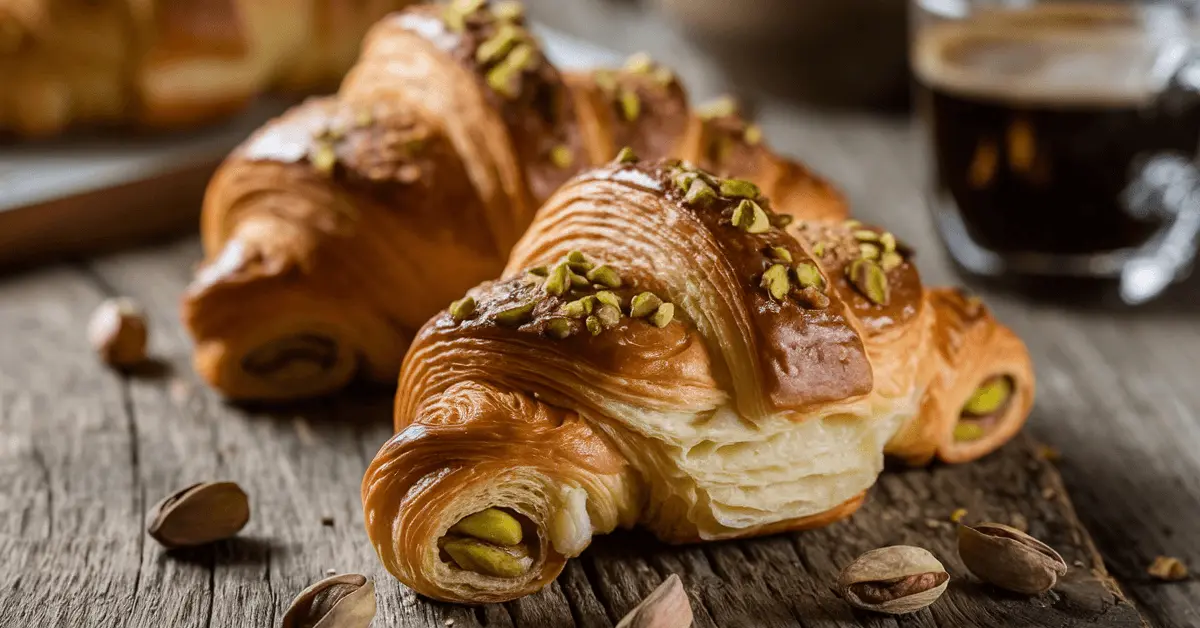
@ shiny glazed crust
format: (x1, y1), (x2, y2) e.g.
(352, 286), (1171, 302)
(362, 156), (1035, 603)
(183, 1), (848, 401)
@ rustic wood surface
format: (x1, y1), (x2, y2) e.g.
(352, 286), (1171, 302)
(1, 2), (1198, 627)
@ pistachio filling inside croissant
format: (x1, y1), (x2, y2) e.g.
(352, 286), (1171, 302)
(955, 376), (1015, 441)
(440, 508), (536, 577)
(239, 334), (339, 381)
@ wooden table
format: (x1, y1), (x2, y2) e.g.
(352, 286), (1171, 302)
(2, 3), (1198, 627)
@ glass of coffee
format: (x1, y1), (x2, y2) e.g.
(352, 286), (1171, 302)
(912, 0), (1200, 301)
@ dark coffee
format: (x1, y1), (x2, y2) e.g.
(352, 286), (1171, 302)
(915, 6), (1200, 257)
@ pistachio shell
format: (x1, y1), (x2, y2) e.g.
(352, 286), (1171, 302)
(719, 178), (760, 199)
(146, 482), (250, 548)
(586, 315), (603, 336)
(544, 263), (571, 296)
(964, 377), (1013, 415)
(443, 538), (532, 578)
(793, 263), (824, 290)
(492, 302), (535, 327)
(848, 259), (889, 305)
(451, 508), (524, 546)
(281, 574), (376, 628)
(837, 546), (949, 615)
(449, 296), (476, 321)
(684, 179), (716, 207)
(545, 318), (574, 339)
(958, 523), (1067, 594)
(732, 199), (770, 234)
(614, 146), (638, 164)
(630, 292), (664, 318)
(587, 265), (622, 289)
(650, 303), (674, 327)
(761, 264), (790, 300)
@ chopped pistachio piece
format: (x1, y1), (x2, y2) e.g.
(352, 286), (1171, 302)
(548, 144), (573, 169)
(476, 24), (521, 64)
(652, 66), (675, 86)
(853, 229), (879, 242)
(880, 251), (904, 272)
(964, 377), (1013, 416)
(859, 242), (881, 260)
(673, 170), (698, 192)
(586, 265), (622, 289)
(614, 146), (638, 164)
(684, 179), (716, 207)
(569, 270), (590, 288)
(492, 302), (535, 326)
(813, 242), (826, 258)
(561, 296), (596, 318)
(449, 296), (476, 321)
(545, 318), (574, 339)
(491, 0), (524, 21)
(595, 290), (622, 310)
(565, 251), (592, 273)
(629, 292), (663, 318)
(699, 96), (737, 120)
(527, 265), (548, 277)
(624, 52), (653, 74)
(450, 508), (524, 545)
(880, 231), (897, 253)
(619, 89), (641, 122)
(844, 219), (862, 229)
(743, 124), (763, 145)
(731, 199), (770, 234)
(847, 259), (889, 306)
(772, 214), (794, 228)
(954, 422), (985, 442)
(760, 264), (790, 300)
(453, 0), (486, 12)
(793, 263), (824, 290)
(566, 251), (587, 264)
(596, 303), (621, 328)
(768, 246), (793, 263)
(650, 303), (674, 327)
(719, 178), (760, 199)
(309, 143), (336, 174)
(585, 315), (603, 336)
(798, 286), (831, 310)
(594, 69), (617, 93)
(442, 7), (466, 31)
(486, 64), (519, 99)
(354, 109), (373, 128)
(442, 538), (529, 578)
(507, 43), (537, 71)
(544, 263), (570, 296)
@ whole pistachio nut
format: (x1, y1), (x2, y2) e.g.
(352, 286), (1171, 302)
(837, 546), (949, 615)
(146, 482), (250, 548)
(958, 523), (1068, 594)
(451, 508), (524, 546)
(282, 574), (376, 628)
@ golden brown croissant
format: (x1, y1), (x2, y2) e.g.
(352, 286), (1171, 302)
(0, 0), (415, 137)
(182, 0), (847, 401)
(361, 153), (1035, 603)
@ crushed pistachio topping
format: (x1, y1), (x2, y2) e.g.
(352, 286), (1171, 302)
(880, 231), (897, 253)
(698, 96), (738, 120)
(619, 89), (641, 122)
(309, 142), (336, 174)
(844, 219), (862, 229)
(847, 258), (889, 306)
(561, 295), (595, 318)
(760, 264), (790, 301)
(614, 146), (639, 164)
(853, 229), (879, 242)
(354, 109), (373, 128)
(719, 178), (760, 199)
(545, 317), (574, 339)
(543, 263), (571, 296)
(767, 246), (793, 263)
(527, 265), (548, 277)
(595, 290), (622, 310)
(629, 292), (663, 318)
(652, 66), (675, 86)
(549, 144), (573, 169)
(731, 199), (770, 234)
(813, 242), (826, 258)
(565, 250), (592, 272)
(793, 263), (824, 290)
(650, 303), (674, 327)
(624, 52), (654, 74)
(493, 302), (536, 326)
(491, 0), (524, 22)
(797, 286), (831, 310)
(860, 242), (881, 260)
(586, 265), (622, 288)
(880, 251), (904, 272)
(476, 23), (521, 64)
(486, 63), (520, 99)
(442, 0), (485, 31)
(743, 124), (763, 145)
(772, 214), (794, 228)
(594, 69), (618, 93)
(585, 315), (603, 336)
(684, 179), (717, 207)
(595, 303), (621, 328)
(450, 296), (476, 321)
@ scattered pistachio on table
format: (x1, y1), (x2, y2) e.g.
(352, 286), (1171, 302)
(88, 297), (148, 368)
(1148, 556), (1189, 581)
(958, 522), (1068, 594)
(146, 481), (250, 548)
(615, 574), (693, 628)
(281, 573), (376, 628)
(836, 546), (949, 615)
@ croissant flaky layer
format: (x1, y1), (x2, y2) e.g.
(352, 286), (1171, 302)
(362, 155), (1035, 603)
(182, 0), (846, 400)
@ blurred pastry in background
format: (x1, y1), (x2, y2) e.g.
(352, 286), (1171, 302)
(0, 0), (417, 138)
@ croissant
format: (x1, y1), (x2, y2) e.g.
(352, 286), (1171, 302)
(182, 0), (848, 401)
(0, 0), (415, 137)
(360, 153), (1035, 603)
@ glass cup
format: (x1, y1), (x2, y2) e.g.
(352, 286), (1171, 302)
(911, 0), (1200, 302)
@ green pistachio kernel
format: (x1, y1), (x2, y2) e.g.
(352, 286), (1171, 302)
(561, 296), (596, 318)
(526, 265), (548, 277)
(853, 229), (880, 242)
(449, 296), (476, 321)
(772, 214), (794, 228)
(963, 377), (1013, 416)
(476, 24), (521, 64)
(491, 0), (524, 22)
(586, 265), (622, 289)
(629, 292), (663, 318)
(569, 270), (590, 288)
(760, 264), (790, 301)
(543, 263), (570, 296)
(954, 422), (986, 442)
(486, 64), (519, 99)
(545, 317), (574, 339)
(652, 66), (675, 86)
(719, 178), (760, 199)
(768, 246), (793, 263)
(566, 250), (588, 264)
(594, 69), (618, 93)
(650, 303), (674, 327)
(596, 303), (621, 328)
(614, 146), (638, 164)
(624, 52), (653, 74)
(507, 43), (537, 71)
(859, 242), (881, 260)
(450, 508), (524, 546)
(880, 232), (897, 253)
(880, 251), (904, 272)
(492, 302), (535, 326)
(793, 263), (824, 290)
(744, 124), (763, 145)
(309, 142), (336, 174)
(619, 89), (641, 122)
(565, 250), (593, 273)
(813, 242), (826, 258)
(549, 144), (573, 169)
(673, 170), (698, 192)
(698, 96), (737, 120)
(684, 179), (716, 207)
(847, 259), (889, 306)
(731, 199), (770, 234)
(442, 538), (530, 578)
(595, 291), (622, 310)
(585, 315), (603, 336)
(844, 219), (862, 229)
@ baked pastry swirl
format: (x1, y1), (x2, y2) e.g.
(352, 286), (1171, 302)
(361, 153), (1035, 602)
(0, 0), (417, 137)
(183, 0), (848, 400)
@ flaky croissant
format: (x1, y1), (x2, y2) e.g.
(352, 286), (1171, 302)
(0, 0), (414, 137)
(361, 154), (1034, 603)
(182, 0), (845, 401)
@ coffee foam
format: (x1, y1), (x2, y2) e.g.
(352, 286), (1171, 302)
(913, 4), (1196, 107)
